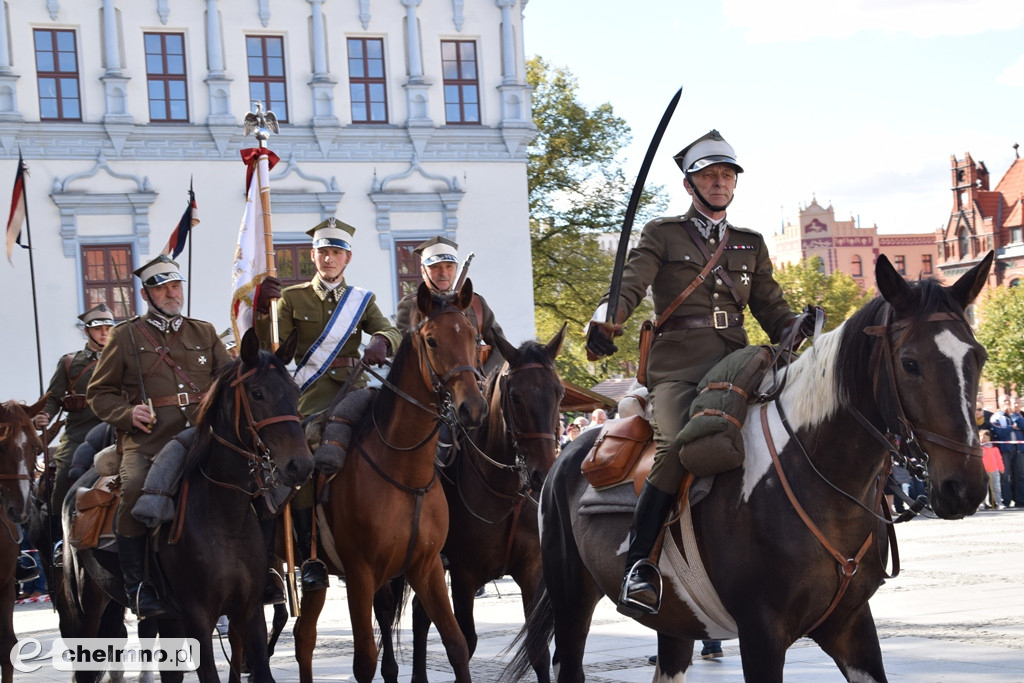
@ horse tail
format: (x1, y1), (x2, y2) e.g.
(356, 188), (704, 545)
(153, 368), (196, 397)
(499, 584), (554, 683)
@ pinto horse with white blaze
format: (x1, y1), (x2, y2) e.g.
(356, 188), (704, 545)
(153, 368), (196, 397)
(504, 252), (993, 683)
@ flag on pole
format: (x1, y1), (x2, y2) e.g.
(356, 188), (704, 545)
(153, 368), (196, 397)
(230, 148), (279, 341)
(162, 180), (199, 259)
(6, 153), (28, 264)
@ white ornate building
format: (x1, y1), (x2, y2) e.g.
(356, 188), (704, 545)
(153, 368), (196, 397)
(0, 0), (536, 400)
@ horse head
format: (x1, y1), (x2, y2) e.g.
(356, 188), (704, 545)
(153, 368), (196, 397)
(191, 328), (313, 491)
(490, 323), (566, 492)
(0, 396), (46, 524)
(414, 279), (489, 429)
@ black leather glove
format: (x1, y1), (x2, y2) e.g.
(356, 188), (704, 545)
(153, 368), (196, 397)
(799, 305), (826, 339)
(362, 334), (390, 367)
(585, 321), (623, 361)
(255, 276), (282, 315)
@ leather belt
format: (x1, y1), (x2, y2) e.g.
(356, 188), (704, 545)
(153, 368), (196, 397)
(329, 356), (360, 369)
(150, 392), (205, 408)
(658, 311), (744, 332)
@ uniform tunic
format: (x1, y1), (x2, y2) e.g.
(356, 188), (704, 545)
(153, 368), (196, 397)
(604, 206), (795, 492)
(42, 345), (103, 511)
(87, 312), (229, 537)
(258, 274), (401, 418)
(395, 290), (506, 375)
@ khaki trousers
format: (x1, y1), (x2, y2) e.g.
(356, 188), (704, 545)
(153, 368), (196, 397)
(647, 380), (698, 495)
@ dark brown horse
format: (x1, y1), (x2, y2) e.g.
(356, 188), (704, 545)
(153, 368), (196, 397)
(0, 397), (47, 683)
(505, 253), (993, 683)
(398, 326), (565, 683)
(64, 329), (313, 683)
(294, 281), (488, 683)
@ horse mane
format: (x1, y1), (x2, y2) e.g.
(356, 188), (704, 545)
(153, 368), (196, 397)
(182, 348), (287, 477)
(0, 400), (41, 454)
(777, 276), (959, 430)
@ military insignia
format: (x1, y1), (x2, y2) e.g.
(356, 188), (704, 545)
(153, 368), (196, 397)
(198, 355), (207, 365)
(741, 273), (751, 286)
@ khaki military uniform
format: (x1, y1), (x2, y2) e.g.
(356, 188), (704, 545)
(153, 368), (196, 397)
(43, 346), (103, 510)
(395, 290), (506, 375)
(605, 206), (796, 493)
(87, 313), (229, 537)
(257, 274), (401, 418)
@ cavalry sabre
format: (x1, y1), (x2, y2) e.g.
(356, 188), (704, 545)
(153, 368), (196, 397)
(604, 87), (682, 326)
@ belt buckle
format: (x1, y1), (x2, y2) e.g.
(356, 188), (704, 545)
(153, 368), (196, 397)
(176, 392), (189, 407)
(713, 310), (729, 329)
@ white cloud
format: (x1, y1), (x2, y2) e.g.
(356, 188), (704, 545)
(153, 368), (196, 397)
(724, 0), (1024, 42)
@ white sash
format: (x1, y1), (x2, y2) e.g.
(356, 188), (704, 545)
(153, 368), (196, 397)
(293, 286), (373, 393)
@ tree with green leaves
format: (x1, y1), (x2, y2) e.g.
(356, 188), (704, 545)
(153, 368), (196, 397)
(744, 257), (870, 346)
(528, 56), (667, 386)
(975, 285), (1024, 394)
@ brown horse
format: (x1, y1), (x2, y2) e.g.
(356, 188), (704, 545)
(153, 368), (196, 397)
(505, 253), (993, 683)
(294, 281), (489, 683)
(398, 326), (565, 683)
(0, 397), (47, 683)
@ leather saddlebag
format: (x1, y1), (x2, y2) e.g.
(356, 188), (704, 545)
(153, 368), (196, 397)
(70, 475), (121, 550)
(581, 415), (654, 489)
(60, 393), (89, 413)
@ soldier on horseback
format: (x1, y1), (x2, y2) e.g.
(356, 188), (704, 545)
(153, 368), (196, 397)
(35, 303), (114, 563)
(255, 218), (401, 594)
(87, 255), (230, 619)
(586, 130), (822, 617)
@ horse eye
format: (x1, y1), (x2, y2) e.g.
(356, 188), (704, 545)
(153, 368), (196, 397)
(901, 359), (920, 376)
(426, 337), (438, 349)
(251, 389), (264, 401)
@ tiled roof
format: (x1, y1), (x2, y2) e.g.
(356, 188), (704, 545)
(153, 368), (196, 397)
(995, 158), (1024, 229)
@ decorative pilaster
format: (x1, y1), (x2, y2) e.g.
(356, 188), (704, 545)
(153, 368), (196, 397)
(101, 0), (132, 124)
(308, 0), (339, 130)
(495, 0), (533, 152)
(402, 0), (432, 128)
(204, 0), (235, 127)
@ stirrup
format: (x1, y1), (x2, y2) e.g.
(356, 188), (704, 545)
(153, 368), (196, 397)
(617, 558), (662, 618)
(300, 558), (329, 591)
(130, 583), (167, 620)
(52, 540), (64, 568)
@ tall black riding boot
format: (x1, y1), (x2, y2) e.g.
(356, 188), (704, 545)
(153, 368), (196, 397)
(293, 507), (328, 592)
(260, 517), (285, 605)
(116, 534), (166, 620)
(617, 481), (676, 618)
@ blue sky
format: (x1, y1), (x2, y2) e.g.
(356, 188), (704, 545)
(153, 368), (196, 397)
(523, 0), (1024, 235)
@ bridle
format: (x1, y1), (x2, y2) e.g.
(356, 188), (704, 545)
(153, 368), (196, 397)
(207, 363), (302, 496)
(0, 408), (41, 540)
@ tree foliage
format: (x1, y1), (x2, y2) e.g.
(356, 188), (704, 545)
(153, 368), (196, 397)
(528, 56), (667, 386)
(744, 257), (871, 346)
(975, 285), (1024, 393)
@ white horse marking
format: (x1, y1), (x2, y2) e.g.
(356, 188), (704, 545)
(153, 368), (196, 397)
(934, 328), (975, 446)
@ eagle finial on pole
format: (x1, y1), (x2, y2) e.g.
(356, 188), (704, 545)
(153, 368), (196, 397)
(243, 101), (279, 146)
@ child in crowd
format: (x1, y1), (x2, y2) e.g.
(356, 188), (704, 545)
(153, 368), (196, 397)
(979, 429), (1005, 510)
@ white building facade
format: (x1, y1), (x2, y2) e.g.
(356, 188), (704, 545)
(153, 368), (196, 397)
(0, 0), (536, 400)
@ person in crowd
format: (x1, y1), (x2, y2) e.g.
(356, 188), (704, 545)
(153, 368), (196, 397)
(87, 255), (230, 619)
(989, 395), (1024, 508)
(585, 129), (820, 617)
(979, 429), (1005, 510)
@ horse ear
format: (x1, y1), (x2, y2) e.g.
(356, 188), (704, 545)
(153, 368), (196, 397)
(277, 329), (298, 365)
(875, 254), (914, 311)
(416, 281), (434, 317)
(26, 393), (48, 417)
(491, 328), (517, 365)
(240, 327), (260, 366)
(948, 250), (993, 310)
(545, 322), (568, 362)
(456, 278), (474, 311)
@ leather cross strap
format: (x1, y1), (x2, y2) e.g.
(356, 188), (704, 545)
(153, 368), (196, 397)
(655, 226), (731, 331)
(683, 223), (742, 306)
(133, 320), (203, 393)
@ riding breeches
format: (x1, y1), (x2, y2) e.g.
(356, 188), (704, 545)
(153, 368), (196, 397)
(116, 449), (154, 538)
(647, 380), (698, 495)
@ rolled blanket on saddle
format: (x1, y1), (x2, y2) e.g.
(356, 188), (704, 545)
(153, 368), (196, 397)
(132, 428), (196, 529)
(676, 346), (773, 477)
(312, 388), (375, 474)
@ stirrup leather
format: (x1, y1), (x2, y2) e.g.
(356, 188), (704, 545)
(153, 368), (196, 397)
(618, 558), (662, 615)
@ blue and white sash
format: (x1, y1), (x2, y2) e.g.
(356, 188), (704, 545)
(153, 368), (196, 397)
(293, 286), (373, 393)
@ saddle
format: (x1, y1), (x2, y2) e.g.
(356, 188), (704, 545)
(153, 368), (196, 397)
(581, 416), (656, 495)
(69, 474), (120, 551)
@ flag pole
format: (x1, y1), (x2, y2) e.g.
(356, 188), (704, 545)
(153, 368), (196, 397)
(187, 176), (193, 317)
(18, 153), (44, 396)
(243, 102), (297, 616)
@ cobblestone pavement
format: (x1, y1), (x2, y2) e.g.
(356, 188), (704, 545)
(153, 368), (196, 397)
(13, 507), (1024, 681)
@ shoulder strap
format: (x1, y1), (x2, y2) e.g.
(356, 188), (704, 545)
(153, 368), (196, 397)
(471, 295), (485, 337)
(656, 226), (730, 328)
(132, 319), (202, 392)
(65, 352), (98, 392)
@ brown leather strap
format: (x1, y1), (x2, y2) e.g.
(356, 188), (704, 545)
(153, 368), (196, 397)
(329, 356), (360, 368)
(701, 381), (750, 400)
(150, 392), (205, 408)
(655, 227), (730, 330)
(133, 320), (202, 392)
(690, 408), (743, 430)
(683, 223), (743, 306)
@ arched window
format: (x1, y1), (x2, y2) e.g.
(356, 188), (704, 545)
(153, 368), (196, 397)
(958, 228), (969, 259)
(851, 255), (862, 277)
